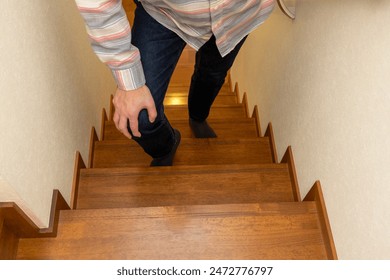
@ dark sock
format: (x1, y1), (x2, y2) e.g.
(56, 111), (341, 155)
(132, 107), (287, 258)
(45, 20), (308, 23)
(150, 129), (181, 166)
(189, 118), (217, 138)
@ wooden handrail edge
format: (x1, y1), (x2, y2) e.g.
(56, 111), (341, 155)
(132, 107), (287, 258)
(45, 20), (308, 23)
(277, 0), (296, 20)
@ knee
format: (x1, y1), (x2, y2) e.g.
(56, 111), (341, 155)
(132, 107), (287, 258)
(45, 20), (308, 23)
(136, 108), (167, 135)
(137, 109), (156, 133)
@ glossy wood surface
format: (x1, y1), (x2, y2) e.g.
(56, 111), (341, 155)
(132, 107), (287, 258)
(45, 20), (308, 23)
(14, 22), (336, 259)
(17, 203), (328, 260)
(77, 164), (295, 209)
(92, 138), (273, 168)
(103, 119), (259, 140)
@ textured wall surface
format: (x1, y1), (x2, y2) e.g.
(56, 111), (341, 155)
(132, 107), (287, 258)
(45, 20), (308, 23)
(0, 0), (115, 226)
(231, 0), (390, 259)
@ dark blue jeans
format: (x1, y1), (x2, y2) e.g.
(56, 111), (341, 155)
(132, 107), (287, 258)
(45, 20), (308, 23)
(130, 1), (247, 158)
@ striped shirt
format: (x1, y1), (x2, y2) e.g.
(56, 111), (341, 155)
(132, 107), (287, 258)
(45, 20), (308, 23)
(75, 0), (275, 90)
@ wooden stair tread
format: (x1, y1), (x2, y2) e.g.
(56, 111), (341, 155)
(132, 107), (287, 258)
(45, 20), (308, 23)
(103, 119), (258, 140)
(92, 138), (273, 168)
(77, 164), (295, 209)
(17, 202), (329, 260)
(170, 65), (194, 83)
(176, 45), (195, 65)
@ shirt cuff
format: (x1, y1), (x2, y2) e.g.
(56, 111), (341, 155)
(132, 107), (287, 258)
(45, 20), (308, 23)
(111, 60), (146, 91)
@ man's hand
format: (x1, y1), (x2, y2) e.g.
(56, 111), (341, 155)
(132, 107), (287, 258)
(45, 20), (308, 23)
(112, 85), (157, 139)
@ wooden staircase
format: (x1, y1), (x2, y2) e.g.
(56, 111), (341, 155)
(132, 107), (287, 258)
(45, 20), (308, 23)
(0, 0), (336, 260)
(11, 45), (337, 260)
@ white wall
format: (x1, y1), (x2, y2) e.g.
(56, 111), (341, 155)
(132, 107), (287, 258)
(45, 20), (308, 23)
(0, 0), (115, 227)
(231, 0), (390, 259)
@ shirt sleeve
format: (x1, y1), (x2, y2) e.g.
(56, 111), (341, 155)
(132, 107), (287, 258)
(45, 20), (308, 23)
(75, 0), (145, 90)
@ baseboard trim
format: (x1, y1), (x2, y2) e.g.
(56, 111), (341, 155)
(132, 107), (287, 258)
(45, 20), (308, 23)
(88, 127), (99, 169)
(0, 210), (18, 259)
(227, 72), (234, 93)
(281, 146), (302, 202)
(39, 190), (70, 236)
(304, 181), (338, 260)
(264, 123), (278, 163)
(109, 94), (114, 121)
(233, 83), (240, 104)
(70, 151), (86, 210)
(241, 92), (249, 118)
(101, 108), (108, 141)
(251, 105), (262, 137)
(0, 190), (69, 259)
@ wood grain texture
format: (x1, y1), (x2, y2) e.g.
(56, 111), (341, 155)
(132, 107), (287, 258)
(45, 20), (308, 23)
(0, 212), (19, 259)
(13, 41), (337, 260)
(170, 65), (193, 86)
(0, 203), (42, 241)
(103, 119), (259, 141)
(92, 138), (273, 168)
(0, 190), (69, 242)
(110, 104), (247, 121)
(17, 203), (328, 260)
(76, 164), (295, 209)
(304, 181), (338, 259)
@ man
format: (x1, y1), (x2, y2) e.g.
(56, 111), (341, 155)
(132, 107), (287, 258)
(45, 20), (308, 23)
(75, 0), (275, 166)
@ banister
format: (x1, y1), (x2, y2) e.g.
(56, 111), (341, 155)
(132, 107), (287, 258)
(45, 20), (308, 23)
(277, 0), (296, 20)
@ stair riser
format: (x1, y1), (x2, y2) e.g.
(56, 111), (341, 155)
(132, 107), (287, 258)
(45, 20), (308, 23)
(167, 85), (232, 95)
(110, 105), (246, 122)
(92, 139), (273, 168)
(164, 94), (237, 106)
(165, 105), (246, 120)
(103, 119), (258, 141)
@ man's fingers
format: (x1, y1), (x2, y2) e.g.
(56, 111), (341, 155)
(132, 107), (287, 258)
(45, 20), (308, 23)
(146, 102), (158, 123)
(112, 85), (156, 138)
(117, 115), (132, 139)
(129, 116), (141, 137)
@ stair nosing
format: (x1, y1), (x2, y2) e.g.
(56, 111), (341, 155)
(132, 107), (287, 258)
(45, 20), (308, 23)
(80, 163), (288, 174)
